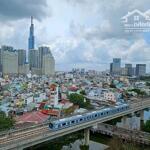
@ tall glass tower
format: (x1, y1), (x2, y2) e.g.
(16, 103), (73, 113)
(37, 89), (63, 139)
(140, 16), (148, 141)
(28, 16), (35, 50)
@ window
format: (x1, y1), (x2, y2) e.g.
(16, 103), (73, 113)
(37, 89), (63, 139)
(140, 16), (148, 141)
(101, 113), (103, 115)
(134, 16), (139, 21)
(62, 123), (66, 126)
(95, 114), (98, 117)
(80, 118), (83, 121)
(71, 120), (75, 124)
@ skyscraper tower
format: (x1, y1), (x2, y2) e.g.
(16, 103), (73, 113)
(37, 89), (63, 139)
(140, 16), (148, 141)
(28, 16), (35, 50)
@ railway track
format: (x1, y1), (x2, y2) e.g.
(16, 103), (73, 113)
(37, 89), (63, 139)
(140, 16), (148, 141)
(0, 125), (49, 145)
(0, 98), (150, 148)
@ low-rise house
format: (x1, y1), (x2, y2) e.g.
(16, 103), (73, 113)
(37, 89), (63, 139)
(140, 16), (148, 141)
(103, 91), (122, 103)
(135, 82), (146, 88)
(16, 111), (49, 124)
(59, 99), (73, 109)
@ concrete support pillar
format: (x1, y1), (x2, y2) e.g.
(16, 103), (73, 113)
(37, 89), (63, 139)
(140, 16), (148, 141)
(140, 110), (144, 130)
(84, 128), (90, 146)
(122, 116), (127, 128)
(140, 110), (144, 121)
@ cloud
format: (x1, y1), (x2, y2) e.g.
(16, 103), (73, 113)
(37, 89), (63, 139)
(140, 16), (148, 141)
(50, 36), (150, 71)
(67, 0), (150, 40)
(0, 0), (48, 21)
(127, 39), (150, 63)
(0, 0), (50, 49)
(0, 0), (149, 72)
(50, 0), (149, 72)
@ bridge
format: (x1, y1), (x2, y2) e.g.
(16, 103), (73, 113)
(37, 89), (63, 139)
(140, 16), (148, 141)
(0, 98), (150, 150)
(91, 123), (150, 145)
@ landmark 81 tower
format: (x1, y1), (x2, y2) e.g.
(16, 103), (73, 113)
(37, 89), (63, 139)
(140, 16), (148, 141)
(28, 16), (35, 50)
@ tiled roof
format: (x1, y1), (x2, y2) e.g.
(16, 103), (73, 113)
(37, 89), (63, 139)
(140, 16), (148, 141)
(16, 111), (49, 124)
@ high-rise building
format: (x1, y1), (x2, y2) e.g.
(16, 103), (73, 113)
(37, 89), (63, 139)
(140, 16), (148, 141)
(110, 63), (113, 74)
(136, 64), (146, 76)
(18, 49), (29, 74)
(110, 58), (121, 75)
(28, 46), (55, 75)
(121, 67), (127, 76)
(29, 49), (39, 70)
(18, 49), (26, 66)
(132, 67), (136, 76)
(39, 46), (55, 75)
(1, 46), (18, 74)
(28, 16), (35, 50)
(1, 45), (14, 52)
(38, 46), (53, 67)
(125, 64), (132, 76)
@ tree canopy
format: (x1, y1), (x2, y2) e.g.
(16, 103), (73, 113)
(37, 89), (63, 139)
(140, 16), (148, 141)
(0, 111), (15, 131)
(80, 90), (86, 95)
(128, 88), (146, 96)
(142, 120), (150, 133)
(68, 93), (92, 109)
(146, 82), (150, 86)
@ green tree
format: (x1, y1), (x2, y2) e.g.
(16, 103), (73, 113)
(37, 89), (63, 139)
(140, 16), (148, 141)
(0, 111), (15, 131)
(68, 93), (92, 109)
(80, 90), (86, 95)
(80, 145), (89, 150)
(109, 80), (116, 88)
(142, 120), (150, 133)
(128, 88), (146, 97)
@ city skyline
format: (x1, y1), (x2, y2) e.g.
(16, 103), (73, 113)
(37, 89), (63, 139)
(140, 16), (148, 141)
(0, 1), (150, 149)
(0, 0), (149, 71)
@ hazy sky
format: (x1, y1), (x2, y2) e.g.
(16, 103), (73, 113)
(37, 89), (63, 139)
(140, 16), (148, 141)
(0, 0), (150, 72)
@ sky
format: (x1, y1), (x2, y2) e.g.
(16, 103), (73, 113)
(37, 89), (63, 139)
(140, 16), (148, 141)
(0, 0), (150, 72)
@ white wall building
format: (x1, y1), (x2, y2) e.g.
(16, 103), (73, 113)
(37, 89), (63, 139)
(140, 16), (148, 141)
(2, 50), (18, 74)
(18, 64), (29, 74)
(25, 96), (34, 105)
(42, 54), (55, 75)
(50, 84), (59, 107)
(104, 92), (116, 102)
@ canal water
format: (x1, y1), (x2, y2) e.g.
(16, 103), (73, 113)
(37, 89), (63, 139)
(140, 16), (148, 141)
(27, 110), (150, 150)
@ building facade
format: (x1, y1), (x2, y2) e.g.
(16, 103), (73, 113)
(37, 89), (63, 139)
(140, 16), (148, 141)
(125, 64), (132, 76)
(28, 46), (55, 76)
(110, 58), (121, 75)
(29, 49), (39, 70)
(18, 49), (26, 66)
(136, 64), (146, 76)
(28, 16), (35, 50)
(39, 46), (55, 76)
(1, 47), (18, 74)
